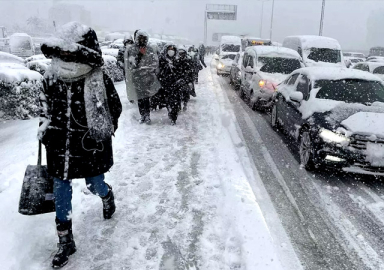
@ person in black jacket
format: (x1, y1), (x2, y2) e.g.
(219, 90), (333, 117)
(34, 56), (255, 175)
(157, 43), (184, 125)
(175, 45), (195, 111)
(39, 22), (122, 268)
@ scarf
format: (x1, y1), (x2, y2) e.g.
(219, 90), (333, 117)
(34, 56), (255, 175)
(51, 58), (93, 82)
(48, 60), (114, 142)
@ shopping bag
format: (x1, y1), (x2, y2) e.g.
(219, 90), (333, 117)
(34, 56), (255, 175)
(18, 141), (55, 215)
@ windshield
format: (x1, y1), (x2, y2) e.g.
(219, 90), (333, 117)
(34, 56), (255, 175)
(258, 57), (301, 74)
(350, 58), (363, 63)
(307, 48), (341, 63)
(221, 54), (236, 60)
(315, 79), (384, 104)
(221, 44), (240, 52)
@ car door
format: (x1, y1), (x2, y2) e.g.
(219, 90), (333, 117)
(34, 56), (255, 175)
(278, 73), (300, 128)
(285, 75), (310, 139)
(244, 53), (256, 97)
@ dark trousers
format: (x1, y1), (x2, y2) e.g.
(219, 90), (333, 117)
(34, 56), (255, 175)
(138, 97), (150, 118)
(167, 90), (181, 121)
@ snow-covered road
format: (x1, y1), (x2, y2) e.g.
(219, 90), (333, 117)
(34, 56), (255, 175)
(216, 68), (384, 270)
(0, 63), (299, 269)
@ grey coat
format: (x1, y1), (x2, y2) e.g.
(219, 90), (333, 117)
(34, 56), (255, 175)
(124, 30), (160, 101)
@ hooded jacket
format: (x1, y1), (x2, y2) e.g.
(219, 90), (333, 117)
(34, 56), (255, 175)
(39, 22), (122, 180)
(175, 45), (194, 84)
(124, 30), (160, 101)
(158, 43), (180, 89)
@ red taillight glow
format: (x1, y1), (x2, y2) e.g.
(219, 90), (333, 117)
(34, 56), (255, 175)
(259, 80), (276, 91)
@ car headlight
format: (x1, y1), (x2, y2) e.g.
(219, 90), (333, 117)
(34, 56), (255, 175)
(319, 128), (350, 144)
(217, 63), (225, 69)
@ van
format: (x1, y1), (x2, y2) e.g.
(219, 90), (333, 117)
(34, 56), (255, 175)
(282, 35), (344, 67)
(220, 35), (242, 56)
(9, 33), (35, 58)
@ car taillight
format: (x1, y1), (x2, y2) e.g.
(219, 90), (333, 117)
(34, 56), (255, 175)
(259, 80), (276, 91)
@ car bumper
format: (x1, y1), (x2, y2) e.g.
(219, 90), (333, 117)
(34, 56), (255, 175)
(318, 142), (384, 176)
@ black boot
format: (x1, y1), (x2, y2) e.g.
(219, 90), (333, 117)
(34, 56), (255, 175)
(102, 184), (116, 219)
(52, 219), (76, 269)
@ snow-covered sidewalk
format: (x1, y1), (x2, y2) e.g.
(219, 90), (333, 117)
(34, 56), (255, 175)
(1, 65), (290, 269)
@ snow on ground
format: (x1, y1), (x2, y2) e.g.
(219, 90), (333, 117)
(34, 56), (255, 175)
(0, 63), (289, 269)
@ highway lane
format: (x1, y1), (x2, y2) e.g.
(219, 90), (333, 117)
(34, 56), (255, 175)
(214, 72), (384, 270)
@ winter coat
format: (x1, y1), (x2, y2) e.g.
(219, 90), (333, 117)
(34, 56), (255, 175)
(175, 55), (195, 84)
(40, 72), (122, 180)
(124, 30), (161, 101)
(39, 22), (122, 180)
(116, 45), (126, 67)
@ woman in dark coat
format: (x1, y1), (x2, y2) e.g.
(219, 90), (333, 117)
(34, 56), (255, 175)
(175, 45), (195, 111)
(38, 22), (122, 268)
(157, 43), (184, 125)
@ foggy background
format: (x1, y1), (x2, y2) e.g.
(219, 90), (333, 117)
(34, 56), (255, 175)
(0, 0), (383, 51)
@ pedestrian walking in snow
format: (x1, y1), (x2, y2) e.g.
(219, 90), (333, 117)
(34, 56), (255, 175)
(116, 34), (134, 74)
(158, 43), (187, 125)
(175, 45), (195, 110)
(39, 22), (122, 268)
(125, 30), (161, 124)
(188, 45), (205, 84)
(198, 43), (207, 68)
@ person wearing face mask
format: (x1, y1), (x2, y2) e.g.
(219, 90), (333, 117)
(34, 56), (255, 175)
(39, 22), (122, 268)
(188, 45), (204, 84)
(125, 29), (160, 124)
(175, 45), (195, 111)
(157, 43), (185, 125)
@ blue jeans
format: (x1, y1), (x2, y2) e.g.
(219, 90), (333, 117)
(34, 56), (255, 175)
(54, 174), (109, 222)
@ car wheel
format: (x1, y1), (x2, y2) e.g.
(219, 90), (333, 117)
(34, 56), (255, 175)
(217, 71), (220, 76)
(239, 86), (246, 99)
(271, 103), (279, 128)
(299, 130), (317, 170)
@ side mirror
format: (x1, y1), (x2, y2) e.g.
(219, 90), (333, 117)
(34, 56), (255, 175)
(245, 66), (254, 73)
(290, 92), (303, 103)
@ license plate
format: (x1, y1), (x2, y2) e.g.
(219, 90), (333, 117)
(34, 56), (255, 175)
(366, 143), (384, 166)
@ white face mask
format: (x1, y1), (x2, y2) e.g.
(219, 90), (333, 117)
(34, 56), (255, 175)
(168, 50), (175, 57)
(189, 51), (196, 57)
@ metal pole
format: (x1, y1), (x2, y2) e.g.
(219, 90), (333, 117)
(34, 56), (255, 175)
(259, 1), (264, 38)
(269, 0), (275, 41)
(319, 0), (326, 36)
(204, 10), (207, 45)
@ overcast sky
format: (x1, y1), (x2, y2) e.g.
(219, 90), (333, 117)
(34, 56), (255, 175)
(0, 0), (383, 51)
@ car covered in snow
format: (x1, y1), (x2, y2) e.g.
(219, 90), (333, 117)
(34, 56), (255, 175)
(240, 46), (303, 110)
(216, 53), (236, 76)
(109, 38), (124, 49)
(366, 56), (384, 63)
(282, 35), (344, 67)
(229, 52), (243, 90)
(101, 55), (124, 82)
(271, 67), (384, 175)
(353, 62), (384, 80)
(0, 51), (43, 119)
(9, 33), (35, 58)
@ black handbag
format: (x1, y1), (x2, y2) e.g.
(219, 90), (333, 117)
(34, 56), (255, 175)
(18, 141), (55, 215)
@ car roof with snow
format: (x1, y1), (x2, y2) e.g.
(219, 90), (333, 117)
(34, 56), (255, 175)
(220, 36), (241, 44)
(245, 46), (301, 59)
(285, 35), (341, 50)
(0, 51), (24, 64)
(292, 67), (383, 82)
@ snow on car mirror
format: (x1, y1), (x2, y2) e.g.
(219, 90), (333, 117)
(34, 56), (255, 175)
(290, 91), (303, 103)
(245, 66), (254, 73)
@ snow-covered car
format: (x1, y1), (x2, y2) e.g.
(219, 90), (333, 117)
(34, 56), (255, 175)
(240, 46), (303, 110)
(344, 57), (364, 68)
(101, 48), (119, 58)
(282, 35), (344, 67)
(26, 58), (51, 75)
(366, 56), (384, 63)
(9, 33), (35, 58)
(216, 53), (236, 76)
(271, 67), (384, 175)
(109, 39), (124, 49)
(229, 52), (243, 90)
(0, 52), (43, 119)
(353, 62), (384, 80)
(101, 55), (124, 82)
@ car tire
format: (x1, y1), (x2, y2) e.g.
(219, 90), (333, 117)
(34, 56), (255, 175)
(239, 86), (246, 100)
(299, 129), (317, 171)
(271, 103), (279, 129)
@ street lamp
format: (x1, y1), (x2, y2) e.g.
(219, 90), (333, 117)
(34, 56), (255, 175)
(319, 0), (326, 36)
(269, 0), (275, 41)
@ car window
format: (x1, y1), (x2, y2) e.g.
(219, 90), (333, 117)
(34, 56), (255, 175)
(248, 56), (254, 68)
(296, 75), (310, 100)
(258, 57), (301, 74)
(354, 64), (369, 72)
(221, 54), (236, 60)
(287, 74), (300, 85)
(242, 53), (249, 67)
(373, 66), (384, 74)
(307, 48), (341, 63)
(315, 79), (384, 104)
